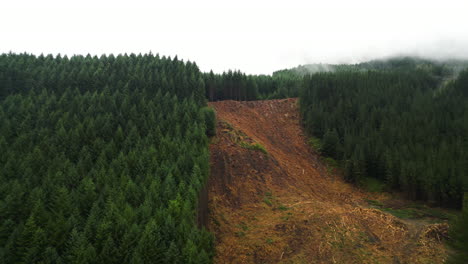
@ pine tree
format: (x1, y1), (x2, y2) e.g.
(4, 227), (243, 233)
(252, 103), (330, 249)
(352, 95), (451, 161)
(448, 193), (468, 263)
(321, 129), (339, 159)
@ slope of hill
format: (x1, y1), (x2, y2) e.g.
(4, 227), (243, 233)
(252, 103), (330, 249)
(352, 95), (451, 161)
(207, 98), (448, 263)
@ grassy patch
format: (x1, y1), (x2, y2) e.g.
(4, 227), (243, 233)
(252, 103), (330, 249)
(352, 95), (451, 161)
(263, 191), (276, 207)
(221, 121), (268, 154)
(280, 212), (293, 221)
(381, 208), (419, 219)
(420, 207), (456, 220)
(366, 199), (457, 220)
(323, 157), (339, 174)
(240, 142), (268, 154)
(277, 204), (289, 211)
(220, 120), (233, 130)
(237, 221), (249, 231)
(266, 238), (274, 244)
(307, 136), (341, 174)
(308, 136), (322, 151)
(324, 157), (339, 168)
(365, 199), (384, 207)
(263, 197), (272, 206)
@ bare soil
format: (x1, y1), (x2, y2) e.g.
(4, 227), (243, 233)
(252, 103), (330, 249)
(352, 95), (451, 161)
(207, 98), (448, 264)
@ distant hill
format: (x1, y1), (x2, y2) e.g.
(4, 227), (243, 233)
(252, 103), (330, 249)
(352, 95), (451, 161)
(273, 56), (468, 77)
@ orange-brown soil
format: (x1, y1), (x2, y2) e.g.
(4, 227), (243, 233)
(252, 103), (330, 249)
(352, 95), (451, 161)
(207, 98), (448, 264)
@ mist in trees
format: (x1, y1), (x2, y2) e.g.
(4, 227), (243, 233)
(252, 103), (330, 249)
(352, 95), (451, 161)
(300, 68), (468, 207)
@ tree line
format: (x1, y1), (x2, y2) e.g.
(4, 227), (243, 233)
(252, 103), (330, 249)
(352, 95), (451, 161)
(204, 70), (301, 101)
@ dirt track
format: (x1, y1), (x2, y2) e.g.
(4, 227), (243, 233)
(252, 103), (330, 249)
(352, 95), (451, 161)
(207, 98), (447, 264)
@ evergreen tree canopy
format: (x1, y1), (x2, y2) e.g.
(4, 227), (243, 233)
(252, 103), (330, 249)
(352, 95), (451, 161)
(0, 53), (213, 263)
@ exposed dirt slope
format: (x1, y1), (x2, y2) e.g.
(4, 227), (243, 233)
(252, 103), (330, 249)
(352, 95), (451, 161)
(207, 98), (447, 264)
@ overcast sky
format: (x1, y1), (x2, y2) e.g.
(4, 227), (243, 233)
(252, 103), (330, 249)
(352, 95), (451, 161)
(2, 0), (468, 74)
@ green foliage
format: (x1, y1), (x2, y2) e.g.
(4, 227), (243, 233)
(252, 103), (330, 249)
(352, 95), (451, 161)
(200, 107), (216, 137)
(321, 130), (340, 159)
(204, 69), (301, 101)
(240, 142), (268, 154)
(381, 208), (419, 219)
(0, 53), (213, 263)
(237, 222), (249, 231)
(308, 137), (322, 151)
(359, 177), (386, 193)
(263, 191), (273, 206)
(366, 199), (457, 221)
(448, 193), (468, 263)
(365, 199), (384, 207)
(300, 69), (468, 207)
(324, 157), (339, 172)
(263, 197), (273, 206)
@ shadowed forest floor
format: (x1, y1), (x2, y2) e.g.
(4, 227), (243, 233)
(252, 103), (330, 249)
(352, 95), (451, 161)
(206, 98), (449, 264)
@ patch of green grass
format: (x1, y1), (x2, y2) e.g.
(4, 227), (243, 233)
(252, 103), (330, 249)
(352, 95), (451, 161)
(277, 204), (289, 211)
(240, 142), (268, 154)
(359, 177), (386, 193)
(263, 191), (275, 206)
(263, 197), (272, 206)
(266, 238), (274, 244)
(421, 207), (456, 220)
(382, 208), (419, 219)
(280, 212), (293, 221)
(324, 157), (339, 168)
(308, 136), (322, 151)
(365, 199), (384, 207)
(323, 156), (340, 174)
(367, 198), (457, 221)
(220, 120), (233, 130)
(238, 222), (249, 231)
(404, 204), (457, 220)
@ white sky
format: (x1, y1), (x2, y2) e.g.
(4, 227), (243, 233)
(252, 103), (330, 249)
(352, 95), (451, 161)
(1, 0), (468, 74)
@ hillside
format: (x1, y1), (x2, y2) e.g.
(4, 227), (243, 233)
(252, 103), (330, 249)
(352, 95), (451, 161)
(207, 98), (448, 263)
(273, 56), (468, 77)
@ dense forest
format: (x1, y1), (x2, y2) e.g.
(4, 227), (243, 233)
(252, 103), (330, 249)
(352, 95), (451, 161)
(0, 53), (214, 263)
(274, 57), (468, 77)
(449, 193), (468, 263)
(1, 53), (467, 262)
(300, 67), (468, 206)
(204, 70), (300, 101)
(298, 63), (468, 262)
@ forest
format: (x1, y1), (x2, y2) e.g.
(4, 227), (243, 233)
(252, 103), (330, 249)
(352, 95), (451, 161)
(0, 53), (213, 263)
(300, 69), (467, 205)
(204, 70), (301, 101)
(0, 53), (467, 263)
(298, 61), (468, 262)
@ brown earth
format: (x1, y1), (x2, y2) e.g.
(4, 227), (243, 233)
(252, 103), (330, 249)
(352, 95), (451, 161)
(206, 98), (448, 264)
